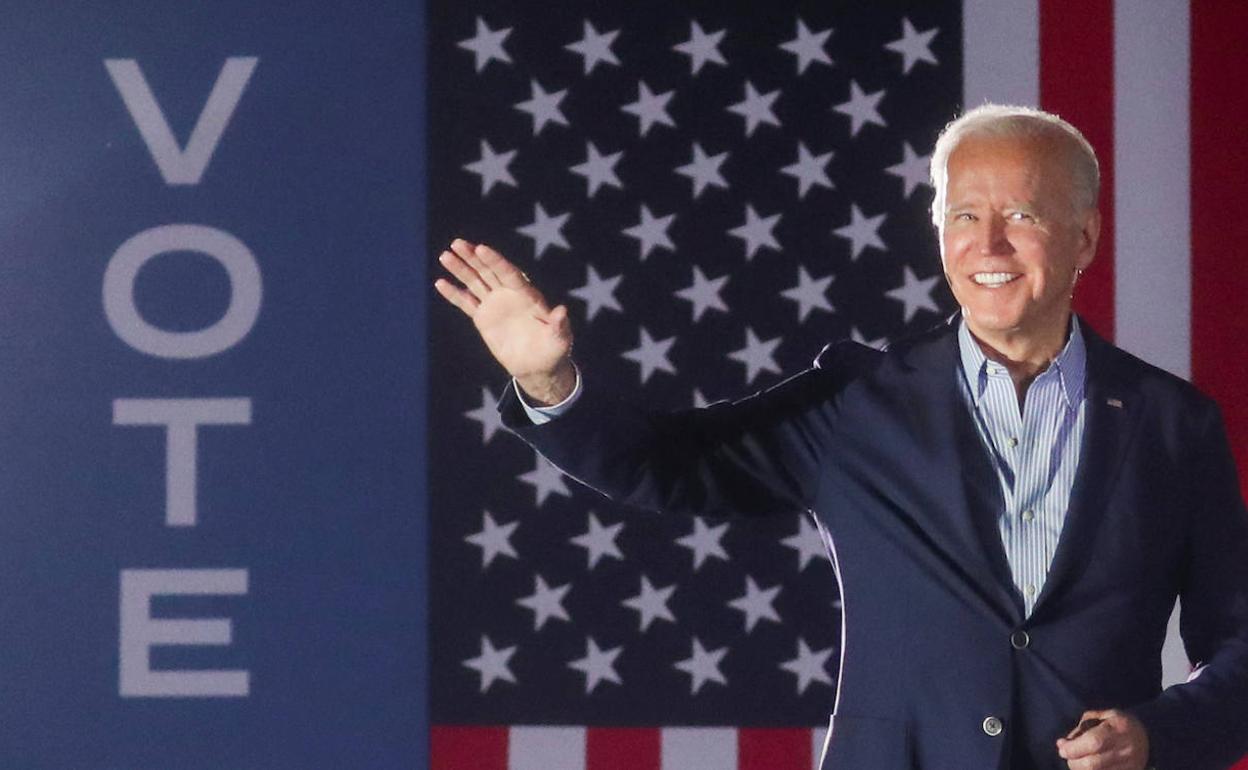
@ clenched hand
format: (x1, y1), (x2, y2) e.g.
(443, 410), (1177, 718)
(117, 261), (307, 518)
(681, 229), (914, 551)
(1056, 709), (1150, 770)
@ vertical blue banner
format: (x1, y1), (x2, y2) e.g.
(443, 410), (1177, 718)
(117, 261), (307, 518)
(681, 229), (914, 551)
(0, 2), (427, 767)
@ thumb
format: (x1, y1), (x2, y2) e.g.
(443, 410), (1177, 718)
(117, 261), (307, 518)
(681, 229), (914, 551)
(1060, 710), (1111, 741)
(548, 304), (572, 335)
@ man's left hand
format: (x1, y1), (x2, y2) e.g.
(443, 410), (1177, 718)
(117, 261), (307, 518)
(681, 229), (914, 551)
(1056, 709), (1150, 770)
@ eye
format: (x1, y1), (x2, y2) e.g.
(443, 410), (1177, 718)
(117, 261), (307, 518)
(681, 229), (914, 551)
(1007, 211), (1035, 222)
(950, 212), (975, 222)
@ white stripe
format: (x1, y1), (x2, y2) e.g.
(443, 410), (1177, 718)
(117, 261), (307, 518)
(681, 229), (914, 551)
(1113, 0), (1191, 379)
(962, 0), (1040, 109)
(661, 727), (736, 770)
(509, 726), (585, 770)
(813, 720), (830, 770)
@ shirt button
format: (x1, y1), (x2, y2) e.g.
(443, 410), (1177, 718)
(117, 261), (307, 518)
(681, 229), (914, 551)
(983, 716), (1004, 736)
(1011, 630), (1031, 649)
(1022, 510), (1035, 522)
(1025, 584), (1037, 597)
(1006, 437), (1019, 448)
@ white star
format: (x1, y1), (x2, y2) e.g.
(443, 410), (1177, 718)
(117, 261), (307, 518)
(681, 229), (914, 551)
(833, 203), (886, 260)
(850, 326), (889, 350)
(779, 141), (834, 199)
(781, 514), (828, 571)
(515, 574), (572, 630)
(886, 141), (932, 199)
(457, 17), (512, 73)
(728, 327), (782, 384)
(832, 80), (887, 137)
(620, 81), (676, 137)
(517, 452), (572, 506)
(462, 139), (516, 196)
(886, 266), (941, 323)
(675, 518), (729, 570)
(621, 204), (675, 260)
(514, 79), (569, 136)
(621, 574), (677, 632)
(569, 510), (624, 569)
(728, 575), (782, 632)
(463, 385), (504, 444)
(673, 637), (728, 694)
(621, 326), (677, 384)
(674, 266), (730, 322)
(568, 636), (623, 694)
(779, 19), (833, 75)
(780, 638), (835, 695)
(673, 20), (727, 75)
(569, 141), (624, 198)
(780, 266), (834, 322)
(885, 18), (939, 74)
(728, 204), (781, 260)
(564, 20), (621, 75)
(675, 142), (729, 199)
(726, 81), (782, 137)
(464, 509), (518, 569)
(463, 634), (517, 693)
(569, 264), (623, 322)
(516, 202), (571, 259)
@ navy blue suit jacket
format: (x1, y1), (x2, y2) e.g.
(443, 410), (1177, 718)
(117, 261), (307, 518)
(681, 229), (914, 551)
(500, 315), (1248, 769)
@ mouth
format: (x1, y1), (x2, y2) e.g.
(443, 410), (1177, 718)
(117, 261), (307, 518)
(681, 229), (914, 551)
(970, 272), (1021, 288)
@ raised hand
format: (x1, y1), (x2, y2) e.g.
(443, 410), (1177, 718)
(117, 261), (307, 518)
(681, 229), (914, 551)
(434, 239), (577, 405)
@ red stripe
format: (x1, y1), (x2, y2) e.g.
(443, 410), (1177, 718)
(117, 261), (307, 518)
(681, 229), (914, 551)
(431, 725), (508, 770)
(1195, 9), (1248, 770)
(586, 727), (660, 770)
(738, 728), (812, 770)
(1191, 0), (1248, 503)
(1039, 0), (1116, 341)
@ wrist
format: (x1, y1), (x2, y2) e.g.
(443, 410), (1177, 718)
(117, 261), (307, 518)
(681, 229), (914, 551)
(516, 359), (577, 406)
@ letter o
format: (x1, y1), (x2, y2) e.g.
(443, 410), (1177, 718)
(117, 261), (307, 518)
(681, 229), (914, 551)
(103, 224), (262, 359)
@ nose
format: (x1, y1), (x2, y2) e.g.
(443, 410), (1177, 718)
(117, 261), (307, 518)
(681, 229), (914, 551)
(978, 213), (1013, 256)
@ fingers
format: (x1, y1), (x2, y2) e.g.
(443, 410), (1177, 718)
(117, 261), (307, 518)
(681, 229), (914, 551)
(435, 238), (542, 319)
(476, 242), (532, 290)
(452, 238), (505, 290)
(1064, 717), (1105, 741)
(438, 248), (493, 301)
(433, 277), (480, 316)
(1058, 720), (1110, 760)
(1056, 710), (1147, 770)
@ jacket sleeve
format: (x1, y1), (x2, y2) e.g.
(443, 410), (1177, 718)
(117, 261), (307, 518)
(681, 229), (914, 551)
(1130, 402), (1248, 770)
(497, 340), (877, 518)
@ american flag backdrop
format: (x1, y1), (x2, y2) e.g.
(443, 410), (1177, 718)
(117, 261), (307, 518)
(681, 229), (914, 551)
(426, 1), (1248, 768)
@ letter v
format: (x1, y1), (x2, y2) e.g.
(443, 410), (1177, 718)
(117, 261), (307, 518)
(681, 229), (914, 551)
(105, 57), (258, 185)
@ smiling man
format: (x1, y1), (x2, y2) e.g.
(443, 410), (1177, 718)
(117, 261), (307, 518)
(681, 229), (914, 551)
(434, 105), (1248, 770)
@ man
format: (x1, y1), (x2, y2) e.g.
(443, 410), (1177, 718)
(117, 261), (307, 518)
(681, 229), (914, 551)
(434, 105), (1248, 769)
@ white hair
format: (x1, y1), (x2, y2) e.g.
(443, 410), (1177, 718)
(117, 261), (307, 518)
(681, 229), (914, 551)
(929, 104), (1100, 231)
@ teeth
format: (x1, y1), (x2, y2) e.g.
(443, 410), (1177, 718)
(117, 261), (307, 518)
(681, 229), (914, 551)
(972, 272), (1019, 287)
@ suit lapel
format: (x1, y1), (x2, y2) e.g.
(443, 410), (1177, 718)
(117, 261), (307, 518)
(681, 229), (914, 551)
(896, 320), (1023, 622)
(1031, 319), (1143, 617)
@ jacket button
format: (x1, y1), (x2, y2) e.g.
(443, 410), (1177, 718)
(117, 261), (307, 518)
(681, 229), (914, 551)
(983, 716), (1003, 736)
(1011, 630), (1030, 649)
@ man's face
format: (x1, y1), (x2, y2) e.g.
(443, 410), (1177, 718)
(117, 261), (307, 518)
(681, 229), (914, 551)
(939, 132), (1099, 348)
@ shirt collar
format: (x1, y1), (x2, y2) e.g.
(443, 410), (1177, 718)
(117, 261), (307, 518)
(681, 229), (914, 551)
(956, 315), (1087, 409)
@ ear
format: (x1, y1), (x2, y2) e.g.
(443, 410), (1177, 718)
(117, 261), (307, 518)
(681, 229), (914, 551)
(1075, 208), (1101, 270)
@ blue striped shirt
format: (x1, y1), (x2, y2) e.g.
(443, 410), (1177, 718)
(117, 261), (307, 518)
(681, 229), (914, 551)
(956, 317), (1088, 617)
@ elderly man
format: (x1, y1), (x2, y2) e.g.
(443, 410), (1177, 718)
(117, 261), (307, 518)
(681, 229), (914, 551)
(434, 105), (1248, 770)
